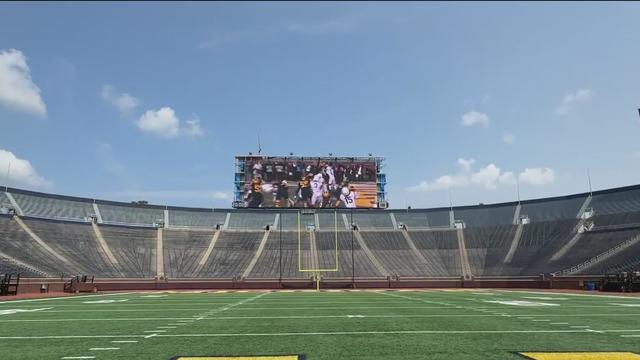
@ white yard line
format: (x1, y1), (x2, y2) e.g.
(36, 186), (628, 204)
(4, 312), (640, 322)
(0, 292), (138, 304)
(0, 328), (614, 340)
(499, 290), (640, 300)
(61, 357), (95, 359)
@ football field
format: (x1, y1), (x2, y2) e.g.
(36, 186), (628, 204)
(0, 289), (639, 360)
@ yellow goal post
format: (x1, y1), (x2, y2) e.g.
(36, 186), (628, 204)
(297, 210), (339, 290)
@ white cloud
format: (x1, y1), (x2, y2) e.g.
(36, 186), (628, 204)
(470, 164), (501, 189)
(137, 108), (206, 140)
(137, 107), (180, 139)
(408, 162), (551, 192)
(502, 132), (515, 145)
(0, 49), (47, 117)
(101, 84), (140, 115)
(519, 167), (555, 186)
(182, 115), (205, 138)
(0, 149), (51, 188)
(461, 111), (489, 127)
(634, 151), (640, 159)
(555, 88), (595, 115)
(457, 158), (476, 171)
(499, 171), (517, 185)
(407, 175), (468, 192)
(470, 164), (516, 189)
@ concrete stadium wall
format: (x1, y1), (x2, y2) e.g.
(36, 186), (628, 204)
(6, 276), (605, 295)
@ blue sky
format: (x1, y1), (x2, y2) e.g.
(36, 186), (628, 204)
(1, 2), (639, 208)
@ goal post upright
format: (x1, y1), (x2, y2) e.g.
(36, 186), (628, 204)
(297, 210), (339, 291)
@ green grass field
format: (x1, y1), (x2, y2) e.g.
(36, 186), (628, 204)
(0, 289), (639, 359)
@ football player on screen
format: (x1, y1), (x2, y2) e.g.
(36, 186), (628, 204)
(310, 172), (327, 208)
(337, 185), (357, 208)
(296, 173), (312, 208)
(321, 190), (332, 208)
(275, 180), (291, 208)
(246, 176), (264, 208)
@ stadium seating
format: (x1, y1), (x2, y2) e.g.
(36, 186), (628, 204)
(0, 192), (13, 212)
(23, 218), (119, 277)
(168, 208), (227, 228)
(11, 191), (94, 221)
(226, 211), (276, 230)
(463, 225), (515, 276)
(99, 225), (156, 277)
(163, 229), (214, 278)
(360, 231), (431, 276)
(0, 185), (639, 280)
(408, 230), (461, 276)
(392, 209), (451, 228)
(98, 203), (164, 226)
(249, 231), (306, 278)
(195, 232), (262, 278)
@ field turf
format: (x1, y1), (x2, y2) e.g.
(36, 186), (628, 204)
(0, 289), (639, 359)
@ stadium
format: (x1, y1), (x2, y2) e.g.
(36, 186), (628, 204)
(1, 175), (640, 359)
(2, 2), (640, 360)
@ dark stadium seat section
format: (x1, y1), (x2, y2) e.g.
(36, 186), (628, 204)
(463, 225), (516, 275)
(99, 225), (156, 277)
(249, 231), (306, 279)
(98, 203), (164, 226)
(455, 204), (516, 227)
(0, 185), (639, 279)
(24, 218), (119, 277)
(393, 209), (451, 228)
(168, 208), (227, 228)
(408, 230), (461, 276)
(519, 195), (586, 221)
(227, 211), (276, 230)
(195, 232), (262, 278)
(360, 231), (431, 276)
(12, 191), (94, 221)
(0, 192), (15, 212)
(163, 229), (214, 278)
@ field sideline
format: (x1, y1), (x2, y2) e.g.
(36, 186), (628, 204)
(0, 289), (639, 359)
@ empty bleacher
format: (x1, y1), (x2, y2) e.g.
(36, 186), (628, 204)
(249, 231), (306, 278)
(1, 185), (639, 280)
(0, 215), (68, 276)
(352, 212), (394, 229)
(393, 209), (451, 228)
(196, 232), (262, 278)
(455, 204), (516, 227)
(520, 195), (587, 221)
(168, 208), (227, 228)
(227, 211), (276, 230)
(12, 192), (94, 221)
(24, 218), (119, 277)
(360, 231), (431, 276)
(506, 219), (578, 275)
(163, 229), (214, 278)
(463, 225), (515, 276)
(0, 192), (14, 212)
(99, 225), (156, 277)
(590, 186), (640, 215)
(408, 230), (461, 276)
(98, 203), (164, 226)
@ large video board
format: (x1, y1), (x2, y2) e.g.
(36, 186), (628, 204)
(234, 156), (384, 209)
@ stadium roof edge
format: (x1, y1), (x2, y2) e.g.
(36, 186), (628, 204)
(2, 183), (640, 212)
